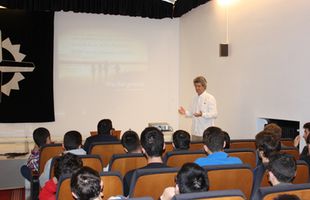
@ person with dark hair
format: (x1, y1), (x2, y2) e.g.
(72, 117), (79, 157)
(300, 134), (310, 166)
(172, 130), (191, 150)
(273, 194), (301, 200)
(20, 127), (52, 181)
(267, 153), (297, 186)
(121, 130), (141, 153)
(83, 119), (118, 153)
(160, 163), (209, 200)
(39, 153), (83, 200)
(222, 131), (230, 149)
(295, 122), (310, 155)
(178, 76), (218, 141)
(123, 127), (169, 196)
(71, 166), (103, 200)
(194, 126), (242, 167)
(251, 131), (281, 199)
(40, 130), (86, 187)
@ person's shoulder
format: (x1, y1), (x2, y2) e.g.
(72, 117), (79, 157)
(228, 156), (243, 164)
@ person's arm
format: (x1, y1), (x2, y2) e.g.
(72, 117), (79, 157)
(160, 187), (176, 200)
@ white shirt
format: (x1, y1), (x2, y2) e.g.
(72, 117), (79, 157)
(185, 91), (217, 136)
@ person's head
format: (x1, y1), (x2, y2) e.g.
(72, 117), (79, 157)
(71, 166), (103, 200)
(140, 127), (165, 158)
(54, 153), (83, 180)
(264, 123), (282, 141)
(193, 76), (207, 95)
(121, 130), (141, 153)
(63, 131), (83, 151)
(203, 126), (224, 153)
(33, 127), (51, 148)
(255, 131), (281, 163)
(267, 153), (297, 186)
(303, 122), (310, 140)
(176, 163), (209, 194)
(173, 130), (190, 150)
(222, 131), (230, 149)
(97, 119), (113, 135)
(273, 194), (301, 200)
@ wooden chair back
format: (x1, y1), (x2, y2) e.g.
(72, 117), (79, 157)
(89, 141), (124, 167)
(39, 143), (63, 175)
(230, 140), (256, 150)
(258, 183), (310, 200)
(129, 168), (178, 200)
(206, 164), (253, 200)
(171, 189), (246, 200)
(280, 138), (295, 147)
(225, 148), (257, 169)
(280, 147), (300, 160)
(109, 153), (147, 177)
(164, 150), (205, 168)
(56, 175), (73, 200)
(101, 171), (123, 200)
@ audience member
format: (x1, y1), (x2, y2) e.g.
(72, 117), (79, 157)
(273, 194), (301, 200)
(71, 166), (103, 200)
(172, 130), (190, 151)
(294, 122), (310, 150)
(160, 162), (209, 200)
(267, 153), (297, 186)
(20, 127), (51, 181)
(299, 134), (310, 166)
(222, 131), (230, 149)
(39, 153), (83, 200)
(40, 130), (86, 187)
(264, 123), (282, 142)
(121, 130), (141, 153)
(83, 119), (118, 153)
(123, 127), (168, 196)
(194, 126), (242, 167)
(251, 131), (281, 199)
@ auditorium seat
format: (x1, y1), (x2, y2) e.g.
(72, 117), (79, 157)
(280, 138), (295, 147)
(230, 139), (256, 150)
(224, 148), (257, 169)
(39, 143), (63, 175)
(89, 141), (124, 167)
(172, 189), (246, 200)
(109, 153), (147, 177)
(101, 171), (123, 199)
(257, 183), (310, 200)
(205, 164), (253, 199)
(280, 146), (300, 160)
(129, 167), (178, 199)
(163, 150), (205, 168)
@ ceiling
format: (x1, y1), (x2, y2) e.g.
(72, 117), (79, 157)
(0, 0), (211, 19)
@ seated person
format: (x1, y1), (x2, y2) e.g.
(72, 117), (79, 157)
(121, 130), (142, 153)
(71, 166), (103, 200)
(123, 127), (169, 196)
(83, 119), (119, 153)
(21, 127), (52, 181)
(300, 134), (310, 166)
(222, 131), (230, 149)
(172, 130), (191, 151)
(160, 162), (209, 200)
(251, 131), (281, 199)
(40, 130), (86, 187)
(39, 153), (83, 200)
(267, 153), (297, 186)
(194, 126), (242, 167)
(264, 123), (282, 143)
(273, 194), (301, 200)
(294, 122), (310, 147)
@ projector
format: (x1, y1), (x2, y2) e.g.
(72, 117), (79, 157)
(148, 122), (173, 132)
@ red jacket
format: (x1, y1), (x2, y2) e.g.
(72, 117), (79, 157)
(39, 178), (57, 200)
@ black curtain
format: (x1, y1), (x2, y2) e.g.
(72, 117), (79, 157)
(0, 0), (211, 19)
(0, 9), (55, 122)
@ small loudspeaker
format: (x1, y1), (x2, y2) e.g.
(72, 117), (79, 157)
(219, 43), (229, 57)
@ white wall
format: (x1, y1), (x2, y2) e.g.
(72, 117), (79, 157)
(179, 0), (310, 140)
(0, 12), (180, 140)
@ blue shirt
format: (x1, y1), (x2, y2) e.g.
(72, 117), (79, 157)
(194, 151), (242, 167)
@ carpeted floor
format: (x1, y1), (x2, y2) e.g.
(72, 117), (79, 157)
(0, 188), (25, 200)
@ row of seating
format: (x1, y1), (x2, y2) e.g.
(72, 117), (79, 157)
(55, 162), (309, 200)
(39, 141), (300, 175)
